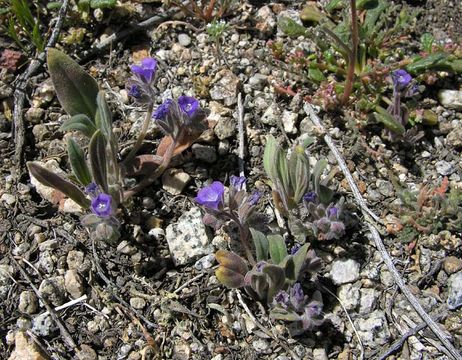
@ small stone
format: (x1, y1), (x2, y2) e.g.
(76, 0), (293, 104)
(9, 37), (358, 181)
(67, 250), (84, 270)
(18, 291), (38, 314)
(443, 256), (462, 275)
(248, 74), (268, 90)
(210, 69), (240, 106)
(436, 160), (455, 176)
(255, 6), (276, 36)
(447, 271), (462, 309)
(117, 240), (137, 255)
(192, 144), (217, 163)
(252, 338), (270, 354)
(446, 125), (462, 148)
(194, 254), (215, 270)
(32, 313), (55, 336)
(281, 110), (298, 134)
(26, 108), (45, 124)
(76, 344), (97, 360)
(261, 102), (280, 126)
(337, 283), (360, 311)
(162, 168), (191, 195)
(65, 270), (85, 299)
(355, 310), (390, 347)
(359, 288), (378, 314)
(178, 33), (191, 47)
(330, 259), (360, 285)
(313, 348), (328, 360)
(27, 224), (42, 239)
(438, 90), (462, 110)
(1, 193), (15, 205)
(38, 276), (65, 306)
(376, 179), (394, 197)
(130, 297), (146, 310)
(38, 239), (58, 251)
(8, 332), (46, 360)
(166, 207), (212, 265)
(214, 117), (236, 140)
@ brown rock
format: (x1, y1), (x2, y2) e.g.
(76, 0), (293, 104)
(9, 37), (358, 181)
(8, 332), (47, 360)
(443, 256), (462, 275)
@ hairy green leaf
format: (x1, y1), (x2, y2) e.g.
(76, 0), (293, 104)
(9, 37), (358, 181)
(60, 114), (97, 137)
(90, 0), (116, 9)
(292, 244), (309, 281)
(289, 146), (310, 204)
(47, 48), (99, 119)
(68, 138), (92, 186)
(250, 228), (269, 262)
(89, 130), (108, 193)
(374, 106), (405, 135)
(95, 91), (112, 140)
(27, 161), (90, 208)
(263, 135), (279, 184)
(406, 52), (449, 74)
(268, 234), (288, 265)
(278, 17), (307, 38)
(263, 264), (286, 301)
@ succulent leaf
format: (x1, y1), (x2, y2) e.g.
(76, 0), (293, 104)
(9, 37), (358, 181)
(215, 250), (248, 275)
(216, 267), (246, 288)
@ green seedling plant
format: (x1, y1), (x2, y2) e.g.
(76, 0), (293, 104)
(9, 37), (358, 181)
(0, 0), (46, 54)
(206, 19), (229, 66)
(28, 49), (208, 242)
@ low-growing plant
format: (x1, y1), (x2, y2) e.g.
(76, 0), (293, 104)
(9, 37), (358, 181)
(388, 177), (462, 242)
(28, 49), (208, 242)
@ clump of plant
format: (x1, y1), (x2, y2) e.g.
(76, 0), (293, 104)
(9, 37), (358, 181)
(263, 135), (346, 242)
(276, 0), (462, 109)
(28, 49), (208, 242)
(0, 0), (46, 54)
(206, 19), (229, 66)
(195, 137), (350, 334)
(387, 177), (462, 242)
(165, 0), (235, 23)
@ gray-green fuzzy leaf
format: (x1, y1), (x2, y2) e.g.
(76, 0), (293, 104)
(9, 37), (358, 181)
(68, 138), (92, 186)
(27, 161), (90, 208)
(47, 48), (99, 119)
(250, 228), (269, 262)
(268, 234), (288, 265)
(89, 130), (108, 193)
(95, 91), (112, 140)
(60, 114), (97, 137)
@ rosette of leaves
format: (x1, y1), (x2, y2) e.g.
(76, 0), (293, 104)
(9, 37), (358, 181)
(215, 229), (321, 303)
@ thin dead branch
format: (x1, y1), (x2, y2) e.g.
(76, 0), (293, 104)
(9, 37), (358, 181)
(237, 92), (245, 180)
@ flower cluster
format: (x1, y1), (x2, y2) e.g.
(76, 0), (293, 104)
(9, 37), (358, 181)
(195, 176), (262, 227)
(303, 193), (345, 241)
(127, 57), (158, 104)
(152, 95), (206, 141)
(272, 283), (324, 335)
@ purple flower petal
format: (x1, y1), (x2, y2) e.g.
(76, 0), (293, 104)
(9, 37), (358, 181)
(328, 206), (338, 218)
(290, 244), (301, 255)
(131, 57), (157, 83)
(91, 193), (112, 217)
(85, 182), (99, 197)
(303, 192), (317, 203)
(230, 175), (246, 191)
(178, 95), (199, 117)
(195, 181), (225, 210)
(248, 191), (262, 206)
(274, 290), (290, 308)
(255, 261), (267, 272)
(153, 99), (173, 120)
(128, 84), (141, 99)
(391, 69), (412, 90)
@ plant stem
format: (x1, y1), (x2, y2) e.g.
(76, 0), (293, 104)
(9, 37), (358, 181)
(341, 0), (358, 105)
(123, 137), (176, 199)
(226, 212), (256, 266)
(123, 102), (154, 166)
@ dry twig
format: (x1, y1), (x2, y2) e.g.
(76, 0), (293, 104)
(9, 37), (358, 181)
(13, 0), (70, 171)
(304, 103), (462, 360)
(237, 92), (245, 180)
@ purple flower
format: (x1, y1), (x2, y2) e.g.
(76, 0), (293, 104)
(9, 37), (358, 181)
(328, 207), (338, 218)
(305, 301), (323, 318)
(195, 181), (225, 210)
(178, 95), (199, 117)
(230, 175), (246, 191)
(290, 244), (301, 255)
(274, 290), (290, 308)
(91, 193), (113, 218)
(303, 192), (317, 203)
(153, 99), (173, 120)
(85, 182), (99, 197)
(248, 191), (262, 206)
(391, 69), (412, 91)
(128, 85), (141, 99)
(255, 261), (267, 272)
(131, 58), (157, 83)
